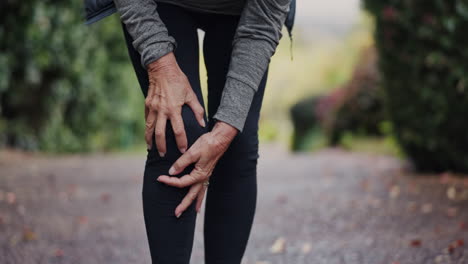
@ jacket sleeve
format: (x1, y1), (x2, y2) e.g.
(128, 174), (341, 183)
(212, 0), (291, 132)
(113, 0), (176, 68)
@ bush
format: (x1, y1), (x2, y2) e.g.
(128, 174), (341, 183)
(322, 46), (385, 145)
(289, 46), (385, 150)
(363, 0), (468, 173)
(289, 96), (326, 151)
(0, 0), (144, 152)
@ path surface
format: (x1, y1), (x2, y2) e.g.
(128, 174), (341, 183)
(0, 145), (467, 264)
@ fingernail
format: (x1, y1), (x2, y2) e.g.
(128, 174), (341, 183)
(156, 177), (161, 181)
(180, 147), (186, 153)
(147, 144), (152, 150)
(159, 152), (165, 157)
(169, 166), (176, 175)
(176, 212), (181, 218)
(200, 119), (206, 127)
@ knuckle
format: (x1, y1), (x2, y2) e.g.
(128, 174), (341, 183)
(189, 174), (199, 183)
(173, 128), (184, 136)
(155, 129), (165, 137)
(150, 101), (158, 109)
(186, 151), (196, 161)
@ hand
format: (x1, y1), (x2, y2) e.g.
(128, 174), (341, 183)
(157, 121), (238, 218)
(145, 52), (206, 156)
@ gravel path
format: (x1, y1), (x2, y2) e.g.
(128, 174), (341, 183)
(0, 145), (467, 264)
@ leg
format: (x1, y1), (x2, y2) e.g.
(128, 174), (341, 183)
(122, 3), (208, 263)
(200, 13), (269, 264)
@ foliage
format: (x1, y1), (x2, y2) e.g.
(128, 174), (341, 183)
(289, 96), (326, 151)
(363, 0), (468, 172)
(322, 46), (385, 145)
(289, 46), (386, 151)
(0, 0), (144, 152)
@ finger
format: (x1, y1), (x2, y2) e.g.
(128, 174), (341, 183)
(195, 185), (207, 213)
(170, 114), (188, 154)
(155, 113), (167, 157)
(144, 83), (155, 122)
(145, 110), (157, 150)
(186, 92), (206, 128)
(168, 148), (199, 175)
(175, 183), (203, 218)
(145, 105), (149, 121)
(157, 172), (200, 188)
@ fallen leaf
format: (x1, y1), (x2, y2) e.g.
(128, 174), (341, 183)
(301, 242), (312, 254)
(101, 193), (111, 203)
(421, 203), (432, 214)
(23, 227), (37, 241)
(369, 198), (382, 208)
(78, 216), (88, 225)
(389, 185), (400, 199)
(66, 184), (78, 196)
(54, 249), (64, 257)
(276, 195), (288, 204)
(6, 192), (16, 204)
(434, 255), (448, 263)
(439, 172), (452, 184)
(407, 182), (419, 194)
(447, 244), (455, 254)
(270, 237), (286, 254)
(447, 187), (457, 200)
(360, 179), (370, 191)
(410, 239), (422, 247)
(408, 202), (418, 212)
(446, 207), (458, 218)
(459, 222), (467, 230)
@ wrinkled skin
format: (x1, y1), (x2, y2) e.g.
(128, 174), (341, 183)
(144, 52), (238, 218)
(145, 52), (206, 156)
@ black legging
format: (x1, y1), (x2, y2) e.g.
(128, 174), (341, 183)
(122, 2), (268, 263)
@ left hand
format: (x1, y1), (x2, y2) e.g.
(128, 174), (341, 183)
(157, 121), (238, 218)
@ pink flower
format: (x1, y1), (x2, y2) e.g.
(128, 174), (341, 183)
(423, 14), (435, 25)
(382, 6), (397, 21)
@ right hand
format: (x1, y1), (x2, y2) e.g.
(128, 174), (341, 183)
(145, 52), (206, 156)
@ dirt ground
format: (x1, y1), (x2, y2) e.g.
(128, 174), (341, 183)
(0, 145), (467, 264)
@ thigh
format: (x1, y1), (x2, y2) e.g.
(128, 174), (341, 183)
(122, 3), (208, 263)
(202, 15), (268, 161)
(201, 14), (268, 264)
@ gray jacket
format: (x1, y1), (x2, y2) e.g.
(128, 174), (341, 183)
(84, 0), (295, 132)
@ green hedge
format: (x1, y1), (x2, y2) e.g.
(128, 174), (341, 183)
(0, 1), (144, 152)
(363, 0), (468, 172)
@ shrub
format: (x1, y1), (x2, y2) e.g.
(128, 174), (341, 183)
(289, 95), (326, 151)
(290, 46), (385, 150)
(0, 0), (144, 152)
(322, 46), (385, 145)
(363, 0), (468, 172)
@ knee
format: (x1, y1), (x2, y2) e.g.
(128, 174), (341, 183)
(147, 104), (208, 166)
(224, 129), (260, 162)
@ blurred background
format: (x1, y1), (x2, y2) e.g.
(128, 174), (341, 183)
(1, 0), (467, 263)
